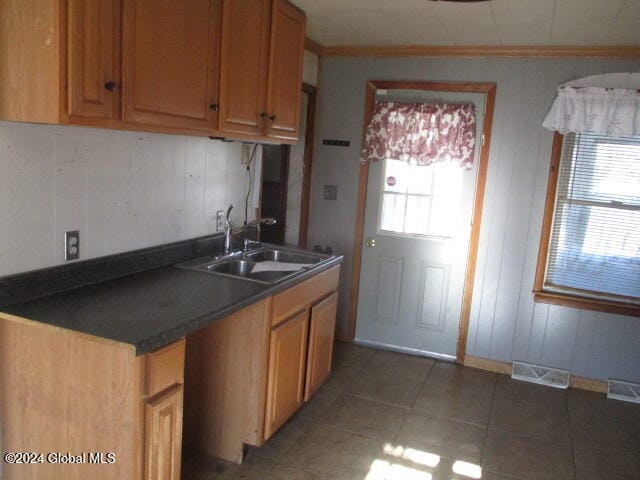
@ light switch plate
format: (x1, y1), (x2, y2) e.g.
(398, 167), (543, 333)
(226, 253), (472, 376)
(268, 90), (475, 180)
(324, 185), (338, 201)
(65, 230), (80, 261)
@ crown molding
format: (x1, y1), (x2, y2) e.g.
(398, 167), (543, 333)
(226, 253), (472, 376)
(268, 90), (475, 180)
(317, 44), (640, 58)
(304, 37), (324, 57)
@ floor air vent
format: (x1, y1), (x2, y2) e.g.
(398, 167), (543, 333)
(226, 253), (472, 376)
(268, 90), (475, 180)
(607, 379), (640, 404)
(511, 361), (569, 389)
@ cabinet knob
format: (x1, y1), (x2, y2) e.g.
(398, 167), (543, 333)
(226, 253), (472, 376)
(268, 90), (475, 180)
(104, 81), (117, 92)
(269, 114), (276, 121)
(209, 103), (219, 111)
(259, 112), (267, 118)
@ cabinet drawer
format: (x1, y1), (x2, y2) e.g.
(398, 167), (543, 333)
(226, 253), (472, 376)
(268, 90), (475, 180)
(146, 338), (186, 398)
(272, 266), (339, 326)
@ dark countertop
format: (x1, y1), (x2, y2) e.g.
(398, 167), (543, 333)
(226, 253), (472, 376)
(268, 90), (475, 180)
(0, 257), (342, 355)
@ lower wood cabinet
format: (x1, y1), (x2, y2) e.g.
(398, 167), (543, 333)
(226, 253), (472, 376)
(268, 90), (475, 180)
(183, 265), (340, 462)
(264, 310), (309, 439)
(142, 339), (186, 480)
(305, 291), (339, 400)
(0, 319), (187, 480)
(144, 385), (184, 480)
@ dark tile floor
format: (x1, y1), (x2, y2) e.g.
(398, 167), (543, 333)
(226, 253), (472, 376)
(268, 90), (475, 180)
(182, 342), (640, 480)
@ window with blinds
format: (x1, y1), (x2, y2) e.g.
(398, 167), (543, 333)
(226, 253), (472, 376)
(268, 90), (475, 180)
(544, 132), (640, 304)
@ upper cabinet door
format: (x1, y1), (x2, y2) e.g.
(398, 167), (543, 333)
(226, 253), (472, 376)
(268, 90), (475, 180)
(122, 0), (221, 131)
(67, 0), (121, 121)
(218, 0), (271, 137)
(264, 0), (305, 141)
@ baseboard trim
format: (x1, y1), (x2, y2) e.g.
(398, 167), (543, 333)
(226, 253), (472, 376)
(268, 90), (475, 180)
(463, 355), (512, 375)
(571, 375), (607, 394)
(464, 355), (608, 393)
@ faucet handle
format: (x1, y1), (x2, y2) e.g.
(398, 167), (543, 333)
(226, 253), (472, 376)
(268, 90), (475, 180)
(243, 239), (261, 252)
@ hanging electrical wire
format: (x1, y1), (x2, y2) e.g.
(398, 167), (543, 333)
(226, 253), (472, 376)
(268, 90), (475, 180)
(244, 144), (258, 225)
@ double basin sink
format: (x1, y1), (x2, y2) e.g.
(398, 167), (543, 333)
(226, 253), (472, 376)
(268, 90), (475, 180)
(176, 244), (331, 284)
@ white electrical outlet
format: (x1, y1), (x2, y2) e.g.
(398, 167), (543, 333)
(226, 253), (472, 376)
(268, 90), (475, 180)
(216, 211), (224, 231)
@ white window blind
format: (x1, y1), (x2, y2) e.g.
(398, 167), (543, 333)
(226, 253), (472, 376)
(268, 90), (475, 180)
(545, 132), (640, 303)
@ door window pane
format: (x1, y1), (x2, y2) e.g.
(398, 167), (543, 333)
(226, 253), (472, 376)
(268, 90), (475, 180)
(379, 159), (464, 238)
(428, 196), (458, 237)
(405, 195), (430, 235)
(383, 160), (409, 193)
(433, 163), (463, 197)
(381, 193), (406, 233)
(407, 164), (434, 195)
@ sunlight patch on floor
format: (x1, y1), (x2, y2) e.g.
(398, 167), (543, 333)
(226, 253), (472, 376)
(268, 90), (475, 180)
(383, 443), (441, 468)
(366, 444), (484, 479)
(366, 459), (433, 480)
(452, 460), (482, 478)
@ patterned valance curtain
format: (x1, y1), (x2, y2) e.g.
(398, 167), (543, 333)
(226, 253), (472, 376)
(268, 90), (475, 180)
(361, 101), (477, 169)
(543, 86), (640, 136)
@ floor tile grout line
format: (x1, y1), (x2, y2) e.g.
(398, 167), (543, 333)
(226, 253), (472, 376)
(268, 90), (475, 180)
(479, 374), (498, 468)
(313, 417), (403, 444)
(483, 425), (575, 449)
(565, 389), (579, 480)
(385, 358), (436, 451)
(406, 407), (491, 430)
(339, 388), (417, 410)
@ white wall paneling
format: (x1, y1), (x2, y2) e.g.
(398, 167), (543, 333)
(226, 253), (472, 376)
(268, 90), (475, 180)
(308, 56), (640, 382)
(0, 122), (255, 277)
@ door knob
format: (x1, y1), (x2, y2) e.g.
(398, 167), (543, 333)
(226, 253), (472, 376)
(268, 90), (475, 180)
(364, 237), (376, 248)
(104, 81), (117, 92)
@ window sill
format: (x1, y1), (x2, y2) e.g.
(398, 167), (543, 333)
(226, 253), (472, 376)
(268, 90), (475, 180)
(534, 291), (640, 317)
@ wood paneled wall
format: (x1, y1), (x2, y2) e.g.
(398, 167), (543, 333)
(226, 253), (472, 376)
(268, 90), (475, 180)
(308, 56), (640, 383)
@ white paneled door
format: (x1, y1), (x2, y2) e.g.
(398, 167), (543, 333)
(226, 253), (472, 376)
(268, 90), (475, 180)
(355, 91), (485, 359)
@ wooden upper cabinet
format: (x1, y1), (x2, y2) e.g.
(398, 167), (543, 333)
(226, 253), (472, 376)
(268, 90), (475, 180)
(218, 0), (271, 137)
(0, 0), (306, 140)
(122, 0), (221, 131)
(67, 0), (121, 122)
(265, 0), (306, 141)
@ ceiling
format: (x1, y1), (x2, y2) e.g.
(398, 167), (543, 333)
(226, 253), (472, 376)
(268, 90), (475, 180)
(290, 0), (640, 47)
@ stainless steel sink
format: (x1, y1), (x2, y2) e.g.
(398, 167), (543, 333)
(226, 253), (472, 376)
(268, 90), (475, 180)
(207, 260), (256, 276)
(175, 245), (331, 284)
(243, 249), (321, 264)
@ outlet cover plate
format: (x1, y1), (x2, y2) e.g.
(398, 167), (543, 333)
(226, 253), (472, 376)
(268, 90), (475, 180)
(216, 211), (224, 231)
(65, 230), (80, 261)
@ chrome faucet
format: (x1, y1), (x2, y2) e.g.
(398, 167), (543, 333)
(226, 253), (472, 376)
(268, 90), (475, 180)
(223, 204), (235, 255)
(223, 204), (276, 255)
